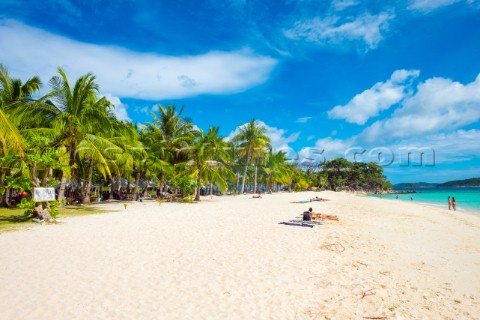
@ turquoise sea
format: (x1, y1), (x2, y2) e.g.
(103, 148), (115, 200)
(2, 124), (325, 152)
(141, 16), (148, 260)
(370, 187), (480, 214)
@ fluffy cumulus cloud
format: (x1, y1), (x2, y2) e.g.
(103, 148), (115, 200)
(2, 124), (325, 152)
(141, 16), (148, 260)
(298, 136), (354, 163)
(284, 12), (394, 51)
(0, 20), (276, 100)
(328, 69), (420, 125)
(103, 94), (131, 122)
(300, 128), (480, 170)
(303, 72), (480, 169)
(359, 73), (480, 142)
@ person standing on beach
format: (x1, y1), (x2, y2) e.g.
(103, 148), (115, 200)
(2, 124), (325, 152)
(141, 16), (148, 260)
(452, 197), (457, 211)
(448, 196), (452, 210)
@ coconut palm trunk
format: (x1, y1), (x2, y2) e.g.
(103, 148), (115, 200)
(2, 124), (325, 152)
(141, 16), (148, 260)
(241, 151), (251, 193)
(254, 163), (258, 193)
(2, 189), (10, 207)
(143, 187), (148, 198)
(159, 171), (164, 194)
(83, 160), (94, 204)
(195, 173), (202, 201)
(57, 173), (67, 201)
(133, 171), (140, 201)
(235, 172), (240, 194)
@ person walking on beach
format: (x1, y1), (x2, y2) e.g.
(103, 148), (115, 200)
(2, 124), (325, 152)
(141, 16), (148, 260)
(448, 196), (452, 210)
(452, 197), (457, 211)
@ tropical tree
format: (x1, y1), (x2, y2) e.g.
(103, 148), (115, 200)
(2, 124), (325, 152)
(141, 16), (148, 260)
(146, 104), (195, 192)
(224, 141), (244, 194)
(182, 127), (234, 201)
(0, 64), (41, 154)
(324, 158), (352, 190)
(264, 149), (293, 192)
(43, 68), (116, 201)
(233, 120), (270, 193)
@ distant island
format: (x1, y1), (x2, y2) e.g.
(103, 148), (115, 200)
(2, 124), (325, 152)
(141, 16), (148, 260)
(394, 177), (480, 189)
(437, 177), (480, 187)
(394, 182), (438, 189)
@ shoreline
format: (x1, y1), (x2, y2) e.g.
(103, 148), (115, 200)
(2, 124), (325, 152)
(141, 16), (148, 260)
(367, 193), (480, 216)
(1, 191), (479, 319)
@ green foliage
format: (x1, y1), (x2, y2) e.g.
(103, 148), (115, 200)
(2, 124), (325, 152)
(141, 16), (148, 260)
(47, 179), (60, 187)
(16, 196), (35, 216)
(5, 176), (31, 191)
(312, 158), (391, 192)
(48, 200), (66, 218)
(16, 196), (65, 219)
(179, 196), (195, 203)
(1, 64), (396, 209)
(382, 181), (393, 190)
(294, 178), (309, 191)
(171, 176), (198, 196)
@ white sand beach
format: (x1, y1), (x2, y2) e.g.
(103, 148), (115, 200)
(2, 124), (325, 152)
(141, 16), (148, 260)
(0, 191), (479, 319)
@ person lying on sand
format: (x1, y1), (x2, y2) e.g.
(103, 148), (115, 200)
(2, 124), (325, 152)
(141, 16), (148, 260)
(307, 207), (339, 221)
(252, 194), (262, 199)
(310, 196), (329, 202)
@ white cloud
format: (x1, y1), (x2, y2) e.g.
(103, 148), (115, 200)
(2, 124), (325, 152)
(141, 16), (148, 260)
(332, 0), (360, 11)
(297, 136), (355, 164)
(284, 12), (394, 51)
(414, 129), (480, 163)
(296, 117), (312, 123)
(328, 69), (420, 125)
(298, 128), (480, 170)
(408, 0), (463, 11)
(0, 20), (277, 100)
(296, 72), (480, 175)
(103, 93), (131, 122)
(359, 73), (480, 142)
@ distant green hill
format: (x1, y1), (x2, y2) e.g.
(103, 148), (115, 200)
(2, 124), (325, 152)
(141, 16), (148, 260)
(394, 182), (438, 189)
(437, 178), (480, 187)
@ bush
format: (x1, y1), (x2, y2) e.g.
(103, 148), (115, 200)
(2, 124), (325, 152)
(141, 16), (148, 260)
(171, 177), (198, 197)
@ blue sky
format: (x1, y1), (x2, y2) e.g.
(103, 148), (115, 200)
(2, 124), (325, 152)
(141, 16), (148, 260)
(1, 0), (480, 183)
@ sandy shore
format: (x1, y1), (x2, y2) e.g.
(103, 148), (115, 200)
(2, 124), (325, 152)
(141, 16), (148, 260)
(0, 191), (479, 319)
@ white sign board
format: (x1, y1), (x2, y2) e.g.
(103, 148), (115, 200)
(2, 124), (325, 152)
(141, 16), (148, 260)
(33, 187), (56, 202)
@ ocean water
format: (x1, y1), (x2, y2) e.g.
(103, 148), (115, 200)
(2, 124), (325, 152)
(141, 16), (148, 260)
(370, 187), (480, 214)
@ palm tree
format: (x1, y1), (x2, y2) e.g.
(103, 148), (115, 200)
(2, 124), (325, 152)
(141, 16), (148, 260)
(148, 104), (195, 163)
(183, 127), (234, 201)
(44, 68), (115, 201)
(233, 120), (270, 193)
(0, 64), (41, 154)
(225, 141), (244, 194)
(146, 104), (195, 193)
(77, 134), (122, 203)
(264, 149), (292, 192)
(0, 64), (43, 206)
